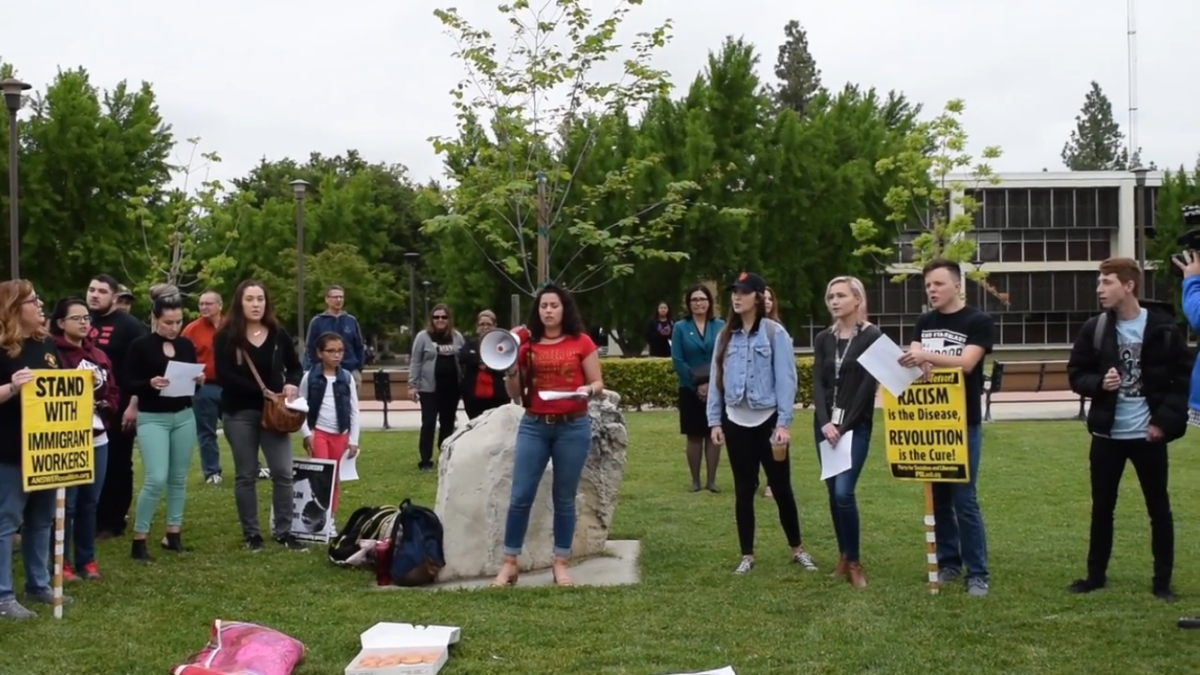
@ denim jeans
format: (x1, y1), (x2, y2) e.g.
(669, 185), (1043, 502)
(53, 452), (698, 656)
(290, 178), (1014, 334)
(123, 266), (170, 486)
(814, 420), (871, 562)
(193, 384), (223, 478)
(65, 442), (109, 568)
(0, 463), (55, 599)
(932, 424), (988, 580)
(502, 415), (592, 557)
(224, 409), (294, 539)
(135, 410), (198, 533)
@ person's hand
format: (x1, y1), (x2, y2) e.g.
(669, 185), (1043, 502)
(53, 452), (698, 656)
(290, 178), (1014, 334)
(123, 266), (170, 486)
(575, 385), (597, 398)
(283, 384), (299, 401)
(348, 444), (359, 458)
(302, 436), (314, 455)
(1147, 425), (1164, 442)
(1102, 367), (1121, 392)
(773, 426), (790, 446)
(1173, 250), (1200, 278)
(710, 426), (724, 446)
(898, 350), (928, 368)
(150, 376), (170, 390)
(122, 406), (137, 432)
(10, 368), (34, 389)
(696, 383), (708, 400)
(821, 423), (840, 445)
(920, 362), (933, 382)
(194, 373), (205, 385)
(409, 390), (420, 403)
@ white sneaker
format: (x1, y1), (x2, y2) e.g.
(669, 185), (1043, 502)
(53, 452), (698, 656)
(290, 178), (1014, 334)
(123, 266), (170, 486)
(206, 474), (223, 485)
(258, 467), (271, 480)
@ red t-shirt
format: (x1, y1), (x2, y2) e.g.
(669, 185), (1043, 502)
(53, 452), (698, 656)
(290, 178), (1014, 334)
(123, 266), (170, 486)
(520, 333), (597, 414)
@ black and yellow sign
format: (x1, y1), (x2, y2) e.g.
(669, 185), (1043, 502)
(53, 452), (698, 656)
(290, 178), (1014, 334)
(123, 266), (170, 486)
(21, 370), (95, 492)
(882, 368), (969, 483)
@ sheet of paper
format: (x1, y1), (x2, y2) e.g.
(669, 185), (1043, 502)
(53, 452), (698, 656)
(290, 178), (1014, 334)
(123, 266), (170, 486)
(658, 668), (735, 675)
(340, 447), (359, 482)
(286, 397), (309, 413)
(857, 333), (923, 398)
(161, 361), (205, 398)
(537, 390), (587, 401)
(818, 430), (854, 481)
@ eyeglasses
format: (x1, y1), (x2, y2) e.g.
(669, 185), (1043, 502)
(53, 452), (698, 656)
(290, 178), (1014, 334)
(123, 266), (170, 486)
(322, 349), (345, 355)
(432, 315), (449, 320)
(477, 322), (495, 329)
(689, 297), (708, 303)
(67, 314), (91, 323)
(21, 295), (40, 305)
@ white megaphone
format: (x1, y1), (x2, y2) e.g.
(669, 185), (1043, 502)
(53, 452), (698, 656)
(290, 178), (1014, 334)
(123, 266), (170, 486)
(480, 329), (522, 371)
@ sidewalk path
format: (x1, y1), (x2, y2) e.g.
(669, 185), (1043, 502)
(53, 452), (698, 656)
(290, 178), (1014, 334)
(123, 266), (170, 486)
(355, 390), (1087, 431)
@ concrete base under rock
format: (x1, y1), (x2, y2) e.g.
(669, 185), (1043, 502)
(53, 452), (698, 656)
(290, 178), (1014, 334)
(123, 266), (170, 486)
(371, 540), (641, 592)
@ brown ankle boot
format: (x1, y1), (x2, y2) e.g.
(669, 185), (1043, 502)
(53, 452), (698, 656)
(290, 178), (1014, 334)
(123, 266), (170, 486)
(847, 561), (867, 588)
(829, 554), (848, 579)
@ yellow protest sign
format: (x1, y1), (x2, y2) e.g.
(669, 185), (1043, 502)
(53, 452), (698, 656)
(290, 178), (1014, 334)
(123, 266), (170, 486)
(882, 368), (969, 483)
(21, 370), (95, 492)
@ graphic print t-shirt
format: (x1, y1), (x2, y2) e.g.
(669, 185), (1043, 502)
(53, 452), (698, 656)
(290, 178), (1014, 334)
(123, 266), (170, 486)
(910, 306), (995, 427)
(1109, 308), (1150, 439)
(0, 337), (60, 466)
(432, 334), (459, 390)
(522, 334), (597, 415)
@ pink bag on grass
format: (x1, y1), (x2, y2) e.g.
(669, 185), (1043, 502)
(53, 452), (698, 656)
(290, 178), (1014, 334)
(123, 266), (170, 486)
(171, 620), (305, 675)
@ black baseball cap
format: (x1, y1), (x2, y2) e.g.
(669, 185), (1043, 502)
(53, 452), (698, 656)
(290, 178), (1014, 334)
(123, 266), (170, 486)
(726, 272), (766, 294)
(116, 285), (134, 301)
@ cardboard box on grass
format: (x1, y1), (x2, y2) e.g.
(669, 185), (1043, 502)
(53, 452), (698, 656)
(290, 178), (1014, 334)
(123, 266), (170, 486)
(345, 622), (461, 675)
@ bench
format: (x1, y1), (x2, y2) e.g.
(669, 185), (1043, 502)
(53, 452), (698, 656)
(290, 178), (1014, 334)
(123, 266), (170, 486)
(984, 360), (1086, 421)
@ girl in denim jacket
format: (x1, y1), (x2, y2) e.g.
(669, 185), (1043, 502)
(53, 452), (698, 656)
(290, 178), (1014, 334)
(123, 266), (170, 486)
(706, 272), (816, 575)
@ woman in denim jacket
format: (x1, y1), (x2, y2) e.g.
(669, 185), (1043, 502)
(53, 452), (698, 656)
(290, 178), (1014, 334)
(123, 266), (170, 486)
(706, 272), (816, 575)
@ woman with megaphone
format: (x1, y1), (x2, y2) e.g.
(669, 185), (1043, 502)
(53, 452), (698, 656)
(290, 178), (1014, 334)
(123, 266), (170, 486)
(491, 284), (604, 589)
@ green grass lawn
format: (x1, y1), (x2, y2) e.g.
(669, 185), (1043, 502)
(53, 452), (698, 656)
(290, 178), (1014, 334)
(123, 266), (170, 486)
(3, 411), (1200, 674)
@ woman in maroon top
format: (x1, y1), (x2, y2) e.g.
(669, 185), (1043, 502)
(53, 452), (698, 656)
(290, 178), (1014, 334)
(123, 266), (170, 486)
(491, 284), (604, 588)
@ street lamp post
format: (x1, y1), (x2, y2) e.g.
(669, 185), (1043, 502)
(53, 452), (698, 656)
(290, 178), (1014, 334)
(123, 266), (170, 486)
(290, 179), (310, 343)
(1133, 166), (1150, 291)
(422, 280), (432, 317)
(403, 252), (419, 336)
(2, 78), (31, 280)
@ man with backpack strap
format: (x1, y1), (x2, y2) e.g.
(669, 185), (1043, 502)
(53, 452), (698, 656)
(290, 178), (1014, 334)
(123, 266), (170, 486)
(1066, 257), (1191, 602)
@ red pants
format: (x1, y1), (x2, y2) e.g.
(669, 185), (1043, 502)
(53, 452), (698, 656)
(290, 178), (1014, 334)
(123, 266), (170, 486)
(311, 428), (350, 513)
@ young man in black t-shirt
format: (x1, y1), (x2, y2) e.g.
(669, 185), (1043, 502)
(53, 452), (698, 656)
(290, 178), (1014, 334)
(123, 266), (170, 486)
(897, 258), (995, 597)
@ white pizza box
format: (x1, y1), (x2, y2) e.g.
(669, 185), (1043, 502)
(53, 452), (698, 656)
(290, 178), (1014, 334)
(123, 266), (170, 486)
(344, 622), (461, 675)
(660, 669), (736, 675)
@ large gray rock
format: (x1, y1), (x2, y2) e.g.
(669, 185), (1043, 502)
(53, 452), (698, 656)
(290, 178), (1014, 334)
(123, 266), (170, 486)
(433, 392), (628, 581)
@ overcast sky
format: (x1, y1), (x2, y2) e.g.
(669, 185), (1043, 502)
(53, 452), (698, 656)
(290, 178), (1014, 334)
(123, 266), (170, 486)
(5, 0), (1196, 189)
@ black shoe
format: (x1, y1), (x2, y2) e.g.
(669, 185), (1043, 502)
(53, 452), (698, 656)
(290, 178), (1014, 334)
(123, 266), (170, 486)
(706, 484), (720, 493)
(1155, 586), (1177, 603)
(1068, 578), (1106, 594)
(244, 534), (264, 552)
(274, 534), (307, 551)
(130, 539), (152, 562)
(161, 532), (187, 553)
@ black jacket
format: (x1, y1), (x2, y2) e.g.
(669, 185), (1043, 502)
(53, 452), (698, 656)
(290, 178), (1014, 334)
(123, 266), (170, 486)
(812, 324), (883, 432)
(1067, 306), (1192, 442)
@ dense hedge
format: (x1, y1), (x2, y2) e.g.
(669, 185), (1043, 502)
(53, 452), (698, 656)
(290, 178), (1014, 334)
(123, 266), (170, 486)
(600, 357), (816, 411)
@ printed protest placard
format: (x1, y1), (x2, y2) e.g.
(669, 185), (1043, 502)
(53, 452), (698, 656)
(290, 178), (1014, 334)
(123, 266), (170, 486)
(21, 370), (95, 492)
(881, 367), (969, 483)
(271, 458), (338, 543)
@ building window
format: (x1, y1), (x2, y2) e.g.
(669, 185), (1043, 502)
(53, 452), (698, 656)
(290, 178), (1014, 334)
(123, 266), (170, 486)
(1030, 189), (1052, 229)
(1008, 189), (1030, 228)
(1052, 189), (1074, 227)
(1075, 188), (1099, 228)
(1097, 187), (1120, 228)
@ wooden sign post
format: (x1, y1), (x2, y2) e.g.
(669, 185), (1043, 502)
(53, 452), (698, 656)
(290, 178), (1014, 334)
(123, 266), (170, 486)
(21, 369), (95, 619)
(881, 367), (970, 595)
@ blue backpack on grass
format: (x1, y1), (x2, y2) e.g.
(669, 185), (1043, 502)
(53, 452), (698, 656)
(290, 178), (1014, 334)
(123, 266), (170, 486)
(388, 498), (446, 586)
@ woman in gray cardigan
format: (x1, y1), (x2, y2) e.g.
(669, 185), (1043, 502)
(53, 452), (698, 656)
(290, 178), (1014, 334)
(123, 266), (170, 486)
(408, 303), (464, 471)
(812, 276), (881, 589)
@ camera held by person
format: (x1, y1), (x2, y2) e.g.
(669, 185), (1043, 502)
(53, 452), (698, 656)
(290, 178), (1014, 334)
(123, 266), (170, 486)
(1170, 205), (1200, 276)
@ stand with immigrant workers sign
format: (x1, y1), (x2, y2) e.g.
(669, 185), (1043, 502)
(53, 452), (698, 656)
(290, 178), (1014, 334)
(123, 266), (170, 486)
(881, 367), (969, 595)
(21, 369), (95, 619)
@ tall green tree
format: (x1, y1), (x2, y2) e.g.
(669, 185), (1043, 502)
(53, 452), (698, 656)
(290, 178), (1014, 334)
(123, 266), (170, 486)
(1, 64), (174, 299)
(1147, 160), (1200, 308)
(424, 0), (723, 297)
(850, 98), (1007, 301)
(1061, 81), (1129, 171)
(771, 19), (822, 117)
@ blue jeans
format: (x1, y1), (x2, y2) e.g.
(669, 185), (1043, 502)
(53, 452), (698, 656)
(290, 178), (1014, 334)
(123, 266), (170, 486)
(502, 415), (592, 558)
(814, 421), (872, 562)
(0, 463), (55, 599)
(932, 424), (988, 580)
(193, 384), (223, 478)
(64, 442), (109, 568)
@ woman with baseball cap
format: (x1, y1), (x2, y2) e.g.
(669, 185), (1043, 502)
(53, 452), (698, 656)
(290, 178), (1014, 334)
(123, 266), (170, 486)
(706, 272), (816, 575)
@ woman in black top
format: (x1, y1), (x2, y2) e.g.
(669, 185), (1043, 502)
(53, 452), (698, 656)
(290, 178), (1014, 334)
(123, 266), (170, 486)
(408, 304), (464, 471)
(0, 280), (66, 619)
(213, 281), (304, 551)
(458, 310), (512, 419)
(812, 276), (881, 589)
(645, 301), (672, 357)
(126, 294), (202, 561)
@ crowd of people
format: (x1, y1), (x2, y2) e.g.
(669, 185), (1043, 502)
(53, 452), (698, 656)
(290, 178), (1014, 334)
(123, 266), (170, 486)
(2, 252), (1198, 619)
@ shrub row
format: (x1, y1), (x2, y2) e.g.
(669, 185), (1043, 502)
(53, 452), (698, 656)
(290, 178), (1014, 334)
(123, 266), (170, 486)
(600, 356), (816, 411)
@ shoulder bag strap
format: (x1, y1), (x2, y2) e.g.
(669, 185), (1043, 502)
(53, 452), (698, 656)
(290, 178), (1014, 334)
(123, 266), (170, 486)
(1093, 313), (1107, 353)
(239, 347), (270, 394)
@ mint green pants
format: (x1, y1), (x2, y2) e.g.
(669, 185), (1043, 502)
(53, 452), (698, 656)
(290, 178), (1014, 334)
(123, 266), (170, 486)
(134, 410), (197, 533)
